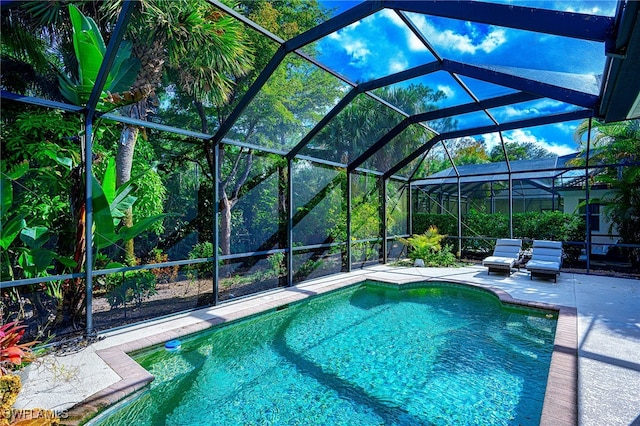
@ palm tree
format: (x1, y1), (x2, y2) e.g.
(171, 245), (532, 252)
(574, 119), (640, 266)
(100, 0), (254, 263)
(312, 84), (447, 172)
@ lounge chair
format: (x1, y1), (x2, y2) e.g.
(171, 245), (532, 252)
(526, 240), (563, 283)
(482, 239), (522, 275)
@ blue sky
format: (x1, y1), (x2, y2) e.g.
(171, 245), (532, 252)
(316, 0), (618, 157)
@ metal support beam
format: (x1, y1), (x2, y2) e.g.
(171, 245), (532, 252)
(213, 144), (220, 304)
(210, 47), (287, 145)
(287, 158), (294, 286)
(388, 109), (593, 179)
(408, 182), (413, 236)
(359, 61), (442, 92)
(382, 177), (388, 264)
(388, 0), (614, 42)
(442, 60), (601, 109)
(346, 172), (352, 272)
(288, 88), (359, 159)
(457, 176), (462, 257)
(508, 174), (514, 239)
(84, 118), (94, 335)
(285, 1), (384, 51)
(1, 91), (83, 112)
(207, 0), (285, 44)
(585, 118), (593, 273)
(348, 118), (412, 172)
(85, 1), (136, 335)
(385, 135), (442, 179)
(412, 91), (542, 123)
(86, 0), (137, 114)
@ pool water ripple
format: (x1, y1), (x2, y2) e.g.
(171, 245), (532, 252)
(95, 282), (556, 426)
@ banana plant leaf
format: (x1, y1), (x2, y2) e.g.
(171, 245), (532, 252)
(59, 4), (140, 107)
(20, 226), (50, 249)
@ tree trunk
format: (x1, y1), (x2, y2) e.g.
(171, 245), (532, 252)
(220, 193), (234, 256)
(116, 105), (141, 265)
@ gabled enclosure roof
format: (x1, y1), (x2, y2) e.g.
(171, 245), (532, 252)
(411, 152), (606, 197)
(207, 0), (640, 180)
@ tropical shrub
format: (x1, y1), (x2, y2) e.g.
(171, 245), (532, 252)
(513, 211), (585, 242)
(105, 270), (157, 309)
(399, 226), (457, 266)
(147, 249), (178, 284)
(185, 242), (215, 280)
(263, 252), (286, 280)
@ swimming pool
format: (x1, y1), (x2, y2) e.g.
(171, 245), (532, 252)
(93, 281), (557, 425)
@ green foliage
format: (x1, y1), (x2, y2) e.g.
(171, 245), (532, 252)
(351, 241), (380, 266)
(1, 110), (81, 230)
(260, 252), (286, 280)
(296, 259), (323, 279)
(91, 157), (166, 252)
(105, 269), (157, 309)
(58, 4), (140, 107)
(413, 213), (458, 236)
(399, 227), (457, 267)
(428, 209), (585, 256)
(1, 161), (76, 281)
(129, 139), (167, 235)
(185, 242), (215, 279)
(489, 141), (552, 162)
(573, 119), (640, 265)
(464, 209), (509, 239)
(313, 85), (449, 171)
(424, 243), (458, 267)
(400, 226), (445, 259)
(451, 137), (490, 166)
(513, 211), (585, 242)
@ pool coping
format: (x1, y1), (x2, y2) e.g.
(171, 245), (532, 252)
(64, 275), (577, 425)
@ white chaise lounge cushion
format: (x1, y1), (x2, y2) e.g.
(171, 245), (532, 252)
(482, 256), (516, 268)
(526, 259), (559, 272)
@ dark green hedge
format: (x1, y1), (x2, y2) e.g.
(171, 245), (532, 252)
(413, 210), (585, 242)
(413, 213), (458, 236)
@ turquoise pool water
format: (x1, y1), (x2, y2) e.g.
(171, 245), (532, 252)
(95, 282), (557, 425)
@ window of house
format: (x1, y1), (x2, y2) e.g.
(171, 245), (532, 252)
(579, 199), (600, 232)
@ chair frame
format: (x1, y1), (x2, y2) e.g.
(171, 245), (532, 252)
(482, 239), (522, 276)
(526, 240), (563, 283)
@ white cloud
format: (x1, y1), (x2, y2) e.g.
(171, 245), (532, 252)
(379, 9), (404, 26)
(481, 129), (576, 156)
(494, 99), (568, 120)
(343, 40), (370, 62)
(536, 140), (577, 156)
(379, 9), (428, 52)
(408, 14), (507, 54)
(327, 25), (371, 67)
(553, 122), (577, 135)
(481, 132), (503, 152)
(389, 56), (409, 73)
(437, 85), (455, 99)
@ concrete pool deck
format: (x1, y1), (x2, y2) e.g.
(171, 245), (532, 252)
(13, 265), (639, 425)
